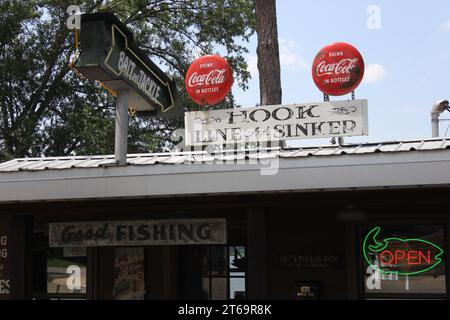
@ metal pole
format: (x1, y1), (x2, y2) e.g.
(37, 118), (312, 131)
(115, 90), (129, 165)
(339, 91), (356, 145)
(431, 113), (440, 138)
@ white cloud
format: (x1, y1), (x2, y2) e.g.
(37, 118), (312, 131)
(278, 38), (308, 70)
(363, 64), (387, 84)
(439, 19), (450, 31)
(246, 38), (307, 77)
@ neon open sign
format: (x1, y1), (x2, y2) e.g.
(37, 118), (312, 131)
(363, 227), (444, 276)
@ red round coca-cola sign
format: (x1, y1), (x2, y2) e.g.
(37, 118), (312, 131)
(312, 42), (365, 96)
(185, 55), (233, 106)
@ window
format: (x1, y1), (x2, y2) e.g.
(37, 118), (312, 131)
(360, 225), (446, 297)
(33, 220), (88, 299)
(201, 245), (247, 300)
(229, 246), (246, 299)
(47, 247), (87, 294)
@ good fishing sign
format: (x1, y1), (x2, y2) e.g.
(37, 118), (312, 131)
(363, 227), (444, 276)
(184, 99), (368, 146)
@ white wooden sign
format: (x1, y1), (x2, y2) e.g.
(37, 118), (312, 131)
(184, 99), (368, 146)
(49, 219), (227, 247)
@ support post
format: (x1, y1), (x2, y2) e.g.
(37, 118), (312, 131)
(115, 90), (129, 165)
(247, 208), (268, 299)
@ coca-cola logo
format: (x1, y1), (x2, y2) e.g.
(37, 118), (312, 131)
(316, 58), (359, 77)
(312, 43), (365, 96)
(185, 55), (233, 106)
(187, 69), (226, 87)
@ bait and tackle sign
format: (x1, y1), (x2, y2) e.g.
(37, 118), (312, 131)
(73, 12), (180, 116)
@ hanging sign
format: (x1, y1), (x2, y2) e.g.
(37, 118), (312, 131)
(185, 99), (368, 146)
(49, 219), (226, 247)
(73, 12), (181, 116)
(312, 42), (365, 96)
(363, 227), (444, 276)
(185, 55), (234, 106)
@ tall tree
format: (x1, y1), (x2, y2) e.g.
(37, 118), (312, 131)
(0, 0), (255, 161)
(255, 0), (282, 106)
(248, 1), (283, 302)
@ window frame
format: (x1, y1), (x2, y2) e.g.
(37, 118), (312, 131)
(32, 246), (93, 300)
(32, 219), (93, 300)
(202, 244), (247, 300)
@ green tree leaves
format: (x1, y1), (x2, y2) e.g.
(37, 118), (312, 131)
(0, 0), (255, 160)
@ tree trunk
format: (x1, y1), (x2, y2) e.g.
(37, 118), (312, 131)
(255, 0), (282, 106)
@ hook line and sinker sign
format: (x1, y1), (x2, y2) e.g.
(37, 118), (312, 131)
(184, 99), (368, 146)
(49, 219), (226, 247)
(74, 12), (180, 117)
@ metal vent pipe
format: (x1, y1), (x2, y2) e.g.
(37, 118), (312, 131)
(431, 100), (449, 138)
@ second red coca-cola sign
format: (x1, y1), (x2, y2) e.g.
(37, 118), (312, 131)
(312, 42), (365, 96)
(185, 55), (233, 106)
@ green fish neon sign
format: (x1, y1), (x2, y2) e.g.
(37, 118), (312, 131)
(363, 227), (444, 276)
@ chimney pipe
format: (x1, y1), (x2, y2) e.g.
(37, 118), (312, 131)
(431, 100), (449, 138)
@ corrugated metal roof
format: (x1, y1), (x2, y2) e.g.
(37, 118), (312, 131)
(1, 138), (450, 172)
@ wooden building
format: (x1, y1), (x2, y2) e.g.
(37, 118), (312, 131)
(0, 138), (450, 300)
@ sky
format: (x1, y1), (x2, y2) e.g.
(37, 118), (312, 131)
(231, 0), (450, 146)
